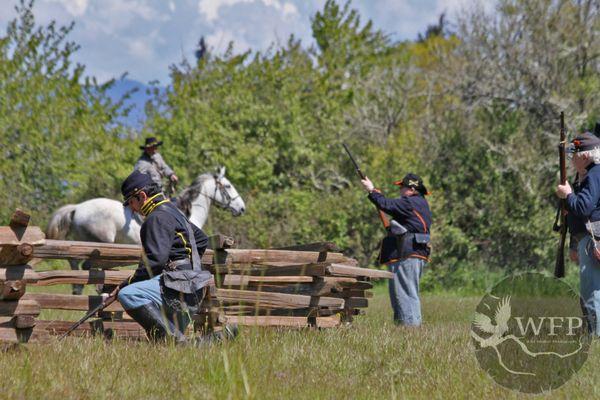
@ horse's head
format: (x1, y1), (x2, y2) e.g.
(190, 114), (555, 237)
(176, 167), (246, 228)
(210, 166), (246, 216)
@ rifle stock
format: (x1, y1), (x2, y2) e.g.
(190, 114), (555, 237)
(554, 112), (567, 278)
(342, 143), (390, 229)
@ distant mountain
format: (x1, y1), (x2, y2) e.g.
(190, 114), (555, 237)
(105, 78), (166, 129)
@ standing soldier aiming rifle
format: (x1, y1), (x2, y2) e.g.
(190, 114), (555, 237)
(343, 143), (432, 326)
(361, 174), (432, 327)
(556, 126), (600, 335)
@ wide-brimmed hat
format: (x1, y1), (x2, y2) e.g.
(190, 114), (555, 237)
(566, 132), (600, 153)
(393, 173), (428, 195)
(121, 170), (153, 205)
(139, 136), (163, 150)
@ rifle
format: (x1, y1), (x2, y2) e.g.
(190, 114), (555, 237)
(553, 112), (567, 278)
(342, 143), (390, 229)
(59, 289), (119, 340)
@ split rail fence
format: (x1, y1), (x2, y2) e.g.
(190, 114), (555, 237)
(0, 210), (392, 343)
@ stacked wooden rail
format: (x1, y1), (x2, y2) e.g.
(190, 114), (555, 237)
(0, 210), (392, 343)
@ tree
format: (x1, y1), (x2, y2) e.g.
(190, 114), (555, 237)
(0, 1), (135, 223)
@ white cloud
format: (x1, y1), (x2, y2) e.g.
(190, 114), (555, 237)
(198, 0), (298, 22)
(48, 0), (89, 17)
(100, 0), (165, 22)
(435, 0), (495, 20)
(1, 0), (498, 84)
(198, 0), (253, 22)
(206, 28), (252, 54)
(128, 38), (154, 60)
(282, 2), (298, 17)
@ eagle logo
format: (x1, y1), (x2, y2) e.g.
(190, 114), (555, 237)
(471, 296), (582, 376)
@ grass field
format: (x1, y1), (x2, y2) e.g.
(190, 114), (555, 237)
(1, 283), (598, 399)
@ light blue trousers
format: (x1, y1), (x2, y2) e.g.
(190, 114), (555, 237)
(118, 274), (190, 331)
(578, 235), (600, 335)
(387, 258), (426, 326)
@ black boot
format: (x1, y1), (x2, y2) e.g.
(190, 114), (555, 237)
(125, 303), (187, 344)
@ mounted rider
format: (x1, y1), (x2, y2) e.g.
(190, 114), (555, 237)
(134, 137), (179, 196)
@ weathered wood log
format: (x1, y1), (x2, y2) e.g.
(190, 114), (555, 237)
(10, 209), (31, 228)
(199, 305), (339, 317)
(326, 264), (393, 279)
(207, 234), (235, 250)
(0, 267), (136, 286)
(275, 242), (339, 262)
(209, 263), (328, 277)
(0, 326), (49, 343)
(23, 293), (125, 312)
(0, 299), (40, 316)
(214, 263), (390, 280)
(0, 315), (36, 329)
(33, 240), (207, 266)
(215, 288), (344, 310)
(219, 275), (315, 286)
(14, 315), (36, 329)
(0, 222), (45, 265)
(0, 280), (26, 300)
(0, 265), (38, 282)
(322, 278), (373, 290)
(36, 319), (146, 339)
(32, 270), (134, 286)
(24, 290), (345, 313)
(0, 226), (45, 246)
(33, 240), (142, 265)
(222, 315), (340, 328)
(275, 242), (339, 252)
(219, 249), (356, 266)
(217, 280), (343, 297)
(345, 298), (369, 308)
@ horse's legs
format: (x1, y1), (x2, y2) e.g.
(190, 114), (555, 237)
(69, 259), (84, 295)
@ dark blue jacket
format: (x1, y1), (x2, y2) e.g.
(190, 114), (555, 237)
(368, 191), (432, 262)
(125, 194), (208, 286)
(567, 163), (600, 245)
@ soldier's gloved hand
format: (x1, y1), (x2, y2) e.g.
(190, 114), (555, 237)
(361, 177), (374, 192)
(556, 182), (572, 199)
(101, 286), (120, 306)
(170, 174), (179, 183)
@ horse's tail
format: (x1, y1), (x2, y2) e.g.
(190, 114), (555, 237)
(46, 204), (77, 239)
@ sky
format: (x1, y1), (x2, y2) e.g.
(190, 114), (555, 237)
(0, 0), (491, 84)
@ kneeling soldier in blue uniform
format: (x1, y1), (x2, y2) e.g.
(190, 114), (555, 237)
(556, 131), (600, 335)
(361, 173), (432, 326)
(105, 170), (226, 343)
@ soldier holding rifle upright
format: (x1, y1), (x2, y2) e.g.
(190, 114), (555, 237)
(361, 173), (432, 327)
(556, 128), (600, 335)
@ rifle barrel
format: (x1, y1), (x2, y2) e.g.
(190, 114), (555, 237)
(342, 143), (366, 179)
(554, 111), (567, 278)
(59, 297), (116, 340)
(342, 143), (390, 229)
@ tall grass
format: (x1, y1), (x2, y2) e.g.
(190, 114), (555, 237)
(0, 285), (597, 399)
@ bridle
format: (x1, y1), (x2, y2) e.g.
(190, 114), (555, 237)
(208, 174), (240, 213)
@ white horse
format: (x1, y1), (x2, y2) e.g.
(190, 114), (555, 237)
(47, 167), (245, 293)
